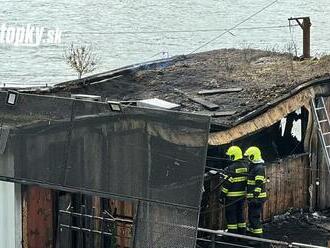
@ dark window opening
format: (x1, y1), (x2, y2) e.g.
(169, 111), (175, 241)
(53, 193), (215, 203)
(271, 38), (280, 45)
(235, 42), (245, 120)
(206, 107), (308, 168)
(200, 107), (309, 229)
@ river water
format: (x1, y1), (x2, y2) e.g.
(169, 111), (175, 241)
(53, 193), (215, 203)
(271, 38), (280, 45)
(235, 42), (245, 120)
(0, 0), (329, 86)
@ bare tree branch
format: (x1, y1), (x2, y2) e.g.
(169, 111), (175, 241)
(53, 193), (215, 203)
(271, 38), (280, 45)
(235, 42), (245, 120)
(64, 43), (98, 79)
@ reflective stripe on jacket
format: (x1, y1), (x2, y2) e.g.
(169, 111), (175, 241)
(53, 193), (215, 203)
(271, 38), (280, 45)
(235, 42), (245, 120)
(220, 160), (249, 199)
(247, 162), (267, 200)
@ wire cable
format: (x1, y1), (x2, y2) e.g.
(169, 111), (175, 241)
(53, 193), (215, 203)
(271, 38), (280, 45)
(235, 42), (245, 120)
(189, 0), (279, 54)
(64, 24), (295, 35)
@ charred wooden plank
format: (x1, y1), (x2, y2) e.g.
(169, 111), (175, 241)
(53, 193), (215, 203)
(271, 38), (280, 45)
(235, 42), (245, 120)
(212, 111), (236, 117)
(198, 88), (243, 95)
(198, 111), (236, 117)
(189, 97), (219, 110)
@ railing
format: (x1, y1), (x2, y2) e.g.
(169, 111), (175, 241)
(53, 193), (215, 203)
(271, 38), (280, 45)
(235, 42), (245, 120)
(197, 227), (327, 248)
(57, 208), (326, 248)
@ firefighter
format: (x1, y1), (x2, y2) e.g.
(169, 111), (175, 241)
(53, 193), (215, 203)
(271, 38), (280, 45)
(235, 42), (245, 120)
(220, 146), (249, 235)
(244, 146), (267, 238)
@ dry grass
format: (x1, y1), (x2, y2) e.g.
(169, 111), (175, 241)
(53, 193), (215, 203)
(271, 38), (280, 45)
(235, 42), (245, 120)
(219, 49), (330, 88)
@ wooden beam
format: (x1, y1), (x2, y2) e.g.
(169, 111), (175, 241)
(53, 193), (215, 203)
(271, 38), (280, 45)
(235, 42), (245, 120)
(198, 111), (236, 117)
(211, 111), (236, 117)
(189, 97), (219, 110)
(197, 88), (242, 95)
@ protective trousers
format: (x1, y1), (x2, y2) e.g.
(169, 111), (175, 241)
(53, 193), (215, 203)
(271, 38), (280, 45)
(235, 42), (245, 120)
(225, 199), (246, 234)
(247, 201), (264, 237)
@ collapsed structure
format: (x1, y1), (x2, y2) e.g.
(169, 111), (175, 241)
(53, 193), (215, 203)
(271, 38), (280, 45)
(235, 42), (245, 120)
(1, 48), (330, 247)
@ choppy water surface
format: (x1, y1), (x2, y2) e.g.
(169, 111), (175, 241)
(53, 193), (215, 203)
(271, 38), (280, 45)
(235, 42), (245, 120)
(0, 0), (329, 85)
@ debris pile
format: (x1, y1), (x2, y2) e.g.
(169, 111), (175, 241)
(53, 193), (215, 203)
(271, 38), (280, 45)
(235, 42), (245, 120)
(264, 209), (330, 246)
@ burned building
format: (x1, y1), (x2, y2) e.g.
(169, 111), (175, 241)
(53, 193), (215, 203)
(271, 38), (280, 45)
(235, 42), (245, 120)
(1, 48), (330, 247)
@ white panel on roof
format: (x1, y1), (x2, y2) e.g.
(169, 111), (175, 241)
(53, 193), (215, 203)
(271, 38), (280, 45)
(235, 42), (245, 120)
(71, 94), (101, 101)
(137, 98), (180, 110)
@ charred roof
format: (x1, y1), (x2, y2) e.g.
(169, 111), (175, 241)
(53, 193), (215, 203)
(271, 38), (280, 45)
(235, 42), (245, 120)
(21, 48), (330, 129)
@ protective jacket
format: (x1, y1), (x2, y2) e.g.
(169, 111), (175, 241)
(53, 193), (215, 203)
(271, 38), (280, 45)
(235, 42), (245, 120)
(247, 159), (267, 237)
(220, 160), (249, 200)
(220, 159), (249, 234)
(247, 160), (267, 201)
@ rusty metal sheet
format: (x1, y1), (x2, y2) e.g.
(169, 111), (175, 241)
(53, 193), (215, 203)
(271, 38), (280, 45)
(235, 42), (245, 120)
(23, 186), (53, 248)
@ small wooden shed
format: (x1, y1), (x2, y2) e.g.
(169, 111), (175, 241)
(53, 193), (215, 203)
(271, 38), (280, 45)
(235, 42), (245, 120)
(14, 48), (330, 245)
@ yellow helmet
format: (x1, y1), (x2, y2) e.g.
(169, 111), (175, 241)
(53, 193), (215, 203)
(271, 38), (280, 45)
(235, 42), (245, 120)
(226, 146), (243, 161)
(244, 146), (262, 162)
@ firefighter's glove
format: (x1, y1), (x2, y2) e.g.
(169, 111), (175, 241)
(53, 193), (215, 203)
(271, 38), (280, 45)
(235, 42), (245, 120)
(253, 191), (260, 198)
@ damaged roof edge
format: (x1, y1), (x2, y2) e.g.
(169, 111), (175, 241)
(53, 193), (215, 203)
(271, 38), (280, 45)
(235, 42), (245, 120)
(233, 76), (330, 126)
(51, 57), (182, 89)
(209, 77), (330, 146)
(14, 56), (182, 94)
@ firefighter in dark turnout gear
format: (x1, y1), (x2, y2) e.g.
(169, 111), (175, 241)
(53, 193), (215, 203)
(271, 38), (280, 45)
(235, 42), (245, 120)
(220, 146), (249, 234)
(244, 146), (267, 238)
